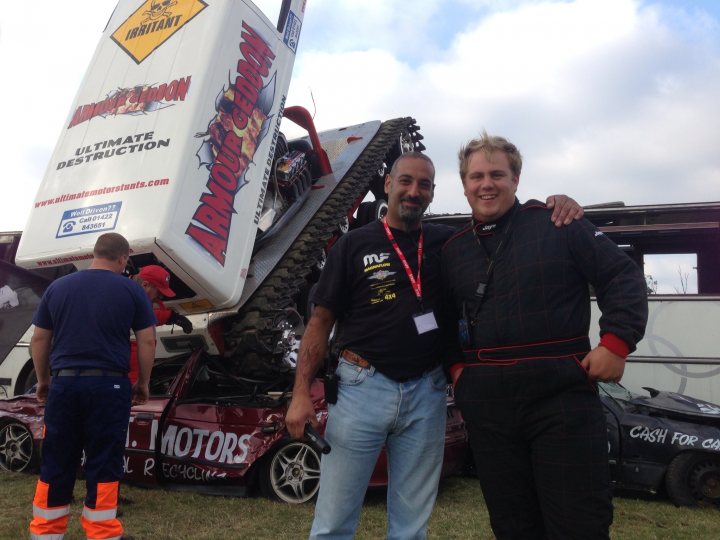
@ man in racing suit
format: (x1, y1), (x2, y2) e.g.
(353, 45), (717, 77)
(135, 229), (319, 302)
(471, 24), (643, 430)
(286, 151), (583, 540)
(442, 133), (648, 539)
(128, 264), (192, 384)
(29, 233), (156, 540)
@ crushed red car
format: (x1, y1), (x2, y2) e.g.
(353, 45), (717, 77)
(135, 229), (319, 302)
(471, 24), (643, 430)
(0, 350), (468, 504)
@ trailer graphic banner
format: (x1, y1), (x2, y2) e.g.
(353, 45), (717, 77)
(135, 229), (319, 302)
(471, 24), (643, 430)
(68, 76), (192, 129)
(186, 21), (278, 265)
(35, 178), (171, 209)
(55, 131), (170, 171)
(283, 9), (302, 53)
(111, 0), (208, 64)
(55, 202), (122, 239)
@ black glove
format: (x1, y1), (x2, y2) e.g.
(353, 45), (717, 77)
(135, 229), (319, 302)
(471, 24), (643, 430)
(167, 310), (193, 334)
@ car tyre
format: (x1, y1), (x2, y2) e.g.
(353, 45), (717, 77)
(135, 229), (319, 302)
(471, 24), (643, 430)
(353, 200), (388, 229)
(665, 452), (720, 507)
(259, 440), (322, 504)
(0, 422), (37, 473)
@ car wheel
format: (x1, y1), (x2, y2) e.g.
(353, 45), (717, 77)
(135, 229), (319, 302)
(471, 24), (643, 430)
(0, 422), (36, 473)
(665, 452), (720, 507)
(370, 199), (388, 221)
(259, 440), (322, 504)
(354, 200), (388, 229)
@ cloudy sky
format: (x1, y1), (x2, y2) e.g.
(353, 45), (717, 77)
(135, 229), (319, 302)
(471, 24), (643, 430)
(1, 0), (718, 292)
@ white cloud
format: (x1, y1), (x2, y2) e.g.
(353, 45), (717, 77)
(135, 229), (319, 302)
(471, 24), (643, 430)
(282, 0), (720, 212)
(0, 0), (117, 230)
(1, 0), (720, 230)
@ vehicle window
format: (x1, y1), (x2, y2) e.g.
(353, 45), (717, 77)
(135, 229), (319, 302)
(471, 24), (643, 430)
(184, 354), (290, 406)
(644, 253), (697, 294)
(599, 382), (636, 401)
(148, 357), (186, 396)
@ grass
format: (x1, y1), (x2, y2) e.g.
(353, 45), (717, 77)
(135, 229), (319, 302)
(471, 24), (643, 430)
(1, 471), (717, 539)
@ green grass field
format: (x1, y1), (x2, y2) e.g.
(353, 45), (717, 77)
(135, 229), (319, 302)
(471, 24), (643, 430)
(1, 471), (717, 539)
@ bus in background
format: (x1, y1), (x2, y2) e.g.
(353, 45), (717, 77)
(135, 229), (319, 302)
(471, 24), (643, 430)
(585, 201), (720, 404)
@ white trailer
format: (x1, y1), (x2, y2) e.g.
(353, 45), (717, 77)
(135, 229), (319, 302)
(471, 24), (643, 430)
(591, 296), (720, 403)
(587, 202), (720, 403)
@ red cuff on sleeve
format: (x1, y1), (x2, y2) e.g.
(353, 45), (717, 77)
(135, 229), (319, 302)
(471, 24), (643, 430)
(449, 363), (464, 383)
(599, 333), (630, 359)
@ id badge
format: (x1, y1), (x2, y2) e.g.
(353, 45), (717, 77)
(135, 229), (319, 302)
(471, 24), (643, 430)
(413, 309), (438, 334)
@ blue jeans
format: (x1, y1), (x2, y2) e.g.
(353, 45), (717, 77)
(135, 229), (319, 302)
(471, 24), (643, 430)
(310, 360), (448, 540)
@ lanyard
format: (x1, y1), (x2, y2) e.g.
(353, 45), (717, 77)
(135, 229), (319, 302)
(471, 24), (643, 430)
(382, 217), (423, 304)
(466, 204), (517, 320)
(473, 210), (515, 285)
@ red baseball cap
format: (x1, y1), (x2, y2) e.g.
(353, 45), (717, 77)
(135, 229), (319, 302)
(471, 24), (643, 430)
(138, 265), (176, 298)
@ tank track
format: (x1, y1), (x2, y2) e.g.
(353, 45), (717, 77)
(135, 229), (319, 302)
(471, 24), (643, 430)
(224, 117), (424, 378)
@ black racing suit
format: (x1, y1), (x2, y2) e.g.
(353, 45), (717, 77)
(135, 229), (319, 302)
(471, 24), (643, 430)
(441, 199), (648, 540)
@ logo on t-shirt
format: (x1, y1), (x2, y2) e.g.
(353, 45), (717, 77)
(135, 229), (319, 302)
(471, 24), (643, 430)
(368, 270), (396, 281)
(363, 252), (390, 267)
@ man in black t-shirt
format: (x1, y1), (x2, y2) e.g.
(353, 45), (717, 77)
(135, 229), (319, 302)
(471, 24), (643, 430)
(286, 151), (583, 539)
(291, 153), (449, 539)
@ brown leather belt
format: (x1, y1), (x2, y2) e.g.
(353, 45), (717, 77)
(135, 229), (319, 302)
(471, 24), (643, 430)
(340, 349), (371, 369)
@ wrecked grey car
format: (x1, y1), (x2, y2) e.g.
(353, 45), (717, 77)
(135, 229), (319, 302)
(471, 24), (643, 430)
(601, 382), (720, 507)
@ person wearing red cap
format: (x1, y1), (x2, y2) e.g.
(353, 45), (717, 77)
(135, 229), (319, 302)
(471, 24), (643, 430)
(128, 265), (193, 384)
(136, 264), (176, 299)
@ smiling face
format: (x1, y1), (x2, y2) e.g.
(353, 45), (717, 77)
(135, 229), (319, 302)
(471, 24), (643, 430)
(384, 155), (435, 230)
(462, 150), (519, 222)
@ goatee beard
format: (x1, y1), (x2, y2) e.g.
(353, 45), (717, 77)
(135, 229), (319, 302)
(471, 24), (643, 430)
(400, 207), (423, 228)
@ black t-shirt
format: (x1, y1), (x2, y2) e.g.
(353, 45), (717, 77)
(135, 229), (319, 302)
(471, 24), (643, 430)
(312, 219), (455, 380)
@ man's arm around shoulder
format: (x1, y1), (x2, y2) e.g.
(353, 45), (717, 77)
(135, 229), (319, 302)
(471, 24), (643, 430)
(286, 305), (336, 438)
(545, 194), (584, 226)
